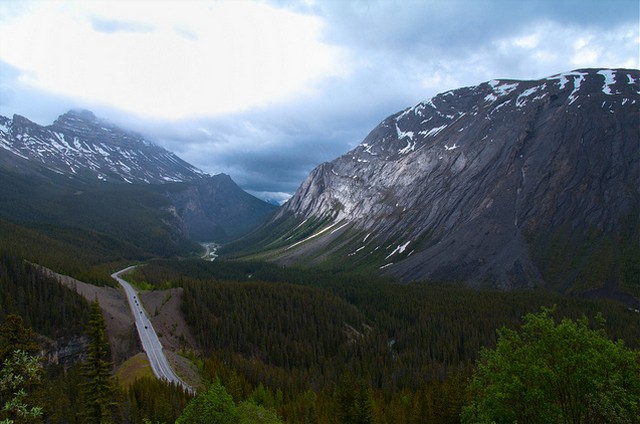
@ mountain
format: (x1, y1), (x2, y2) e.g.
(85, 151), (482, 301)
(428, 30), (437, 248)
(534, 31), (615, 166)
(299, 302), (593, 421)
(0, 110), (276, 265)
(0, 109), (206, 183)
(230, 68), (639, 293)
(162, 174), (279, 242)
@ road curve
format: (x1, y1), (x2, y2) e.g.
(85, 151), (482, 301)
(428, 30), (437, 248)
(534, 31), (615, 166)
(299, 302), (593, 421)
(111, 266), (193, 393)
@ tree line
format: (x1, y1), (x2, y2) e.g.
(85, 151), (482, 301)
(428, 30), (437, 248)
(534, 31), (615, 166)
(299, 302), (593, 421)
(2, 248), (638, 423)
(133, 259), (640, 422)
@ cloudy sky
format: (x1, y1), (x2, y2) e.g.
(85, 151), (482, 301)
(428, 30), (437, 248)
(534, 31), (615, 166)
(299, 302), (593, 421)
(1, 0), (638, 203)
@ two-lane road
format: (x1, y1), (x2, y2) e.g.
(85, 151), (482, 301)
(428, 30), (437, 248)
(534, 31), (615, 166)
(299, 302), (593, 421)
(111, 266), (192, 393)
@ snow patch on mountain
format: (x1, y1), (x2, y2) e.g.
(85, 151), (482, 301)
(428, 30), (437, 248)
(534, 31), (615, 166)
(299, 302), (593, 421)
(488, 80), (519, 97)
(0, 110), (207, 184)
(419, 124), (447, 138)
(598, 69), (616, 95)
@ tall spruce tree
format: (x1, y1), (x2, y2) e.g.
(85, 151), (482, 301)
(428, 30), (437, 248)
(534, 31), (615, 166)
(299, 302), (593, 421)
(80, 300), (116, 424)
(0, 315), (38, 365)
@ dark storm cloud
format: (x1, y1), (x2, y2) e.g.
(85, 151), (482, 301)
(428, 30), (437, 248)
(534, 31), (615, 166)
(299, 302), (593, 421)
(304, 0), (638, 48)
(179, 0), (640, 201)
(179, 0), (638, 201)
(135, 93), (379, 200)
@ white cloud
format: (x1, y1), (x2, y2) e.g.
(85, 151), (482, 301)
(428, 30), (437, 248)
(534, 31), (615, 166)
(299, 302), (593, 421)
(0, 0), (347, 119)
(513, 34), (540, 49)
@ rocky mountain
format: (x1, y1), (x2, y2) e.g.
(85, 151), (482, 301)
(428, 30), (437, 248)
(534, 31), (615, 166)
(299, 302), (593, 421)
(239, 68), (639, 292)
(0, 109), (276, 251)
(0, 109), (205, 183)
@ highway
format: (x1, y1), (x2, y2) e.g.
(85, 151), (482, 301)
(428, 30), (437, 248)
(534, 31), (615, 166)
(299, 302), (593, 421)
(111, 266), (192, 393)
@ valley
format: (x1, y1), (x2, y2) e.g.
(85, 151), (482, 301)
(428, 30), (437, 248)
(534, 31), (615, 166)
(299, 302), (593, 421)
(0, 68), (638, 423)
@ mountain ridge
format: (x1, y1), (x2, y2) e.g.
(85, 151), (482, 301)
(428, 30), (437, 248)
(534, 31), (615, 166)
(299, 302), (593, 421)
(0, 109), (206, 183)
(0, 109), (277, 260)
(232, 68), (639, 293)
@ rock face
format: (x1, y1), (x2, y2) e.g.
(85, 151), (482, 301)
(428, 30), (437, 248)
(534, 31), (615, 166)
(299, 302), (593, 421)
(0, 109), (206, 183)
(44, 336), (89, 368)
(265, 69), (639, 289)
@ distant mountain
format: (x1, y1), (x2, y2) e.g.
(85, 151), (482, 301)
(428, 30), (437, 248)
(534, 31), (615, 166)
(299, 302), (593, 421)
(163, 174), (278, 242)
(230, 69), (639, 295)
(0, 110), (276, 263)
(0, 109), (206, 183)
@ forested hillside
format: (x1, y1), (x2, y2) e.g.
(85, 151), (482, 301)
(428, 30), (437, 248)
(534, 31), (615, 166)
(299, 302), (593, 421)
(0, 250), (90, 339)
(132, 259), (640, 422)
(0, 165), (206, 286)
(1, 247), (637, 422)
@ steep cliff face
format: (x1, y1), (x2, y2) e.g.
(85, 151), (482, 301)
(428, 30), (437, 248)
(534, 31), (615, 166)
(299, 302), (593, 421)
(264, 69), (639, 290)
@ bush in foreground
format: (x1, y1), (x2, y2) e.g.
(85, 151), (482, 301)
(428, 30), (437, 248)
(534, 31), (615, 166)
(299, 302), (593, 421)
(462, 308), (640, 423)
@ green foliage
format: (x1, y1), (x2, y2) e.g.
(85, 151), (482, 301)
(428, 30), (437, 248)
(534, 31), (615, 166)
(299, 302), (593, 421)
(176, 380), (283, 424)
(0, 315), (38, 365)
(175, 380), (239, 424)
(0, 311), (43, 424)
(80, 301), (117, 424)
(462, 308), (640, 424)
(0, 219), (123, 286)
(333, 373), (374, 424)
(0, 350), (43, 424)
(237, 400), (283, 424)
(180, 278), (365, 370)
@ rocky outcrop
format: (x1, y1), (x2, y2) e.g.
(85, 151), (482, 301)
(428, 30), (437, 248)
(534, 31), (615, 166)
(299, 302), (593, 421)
(44, 336), (89, 368)
(266, 69), (639, 290)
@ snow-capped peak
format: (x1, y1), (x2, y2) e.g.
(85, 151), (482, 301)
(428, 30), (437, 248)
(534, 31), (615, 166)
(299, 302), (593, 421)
(0, 110), (208, 184)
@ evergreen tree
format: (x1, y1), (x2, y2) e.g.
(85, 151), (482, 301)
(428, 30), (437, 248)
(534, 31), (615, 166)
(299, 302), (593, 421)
(80, 300), (116, 424)
(0, 315), (38, 365)
(334, 373), (374, 424)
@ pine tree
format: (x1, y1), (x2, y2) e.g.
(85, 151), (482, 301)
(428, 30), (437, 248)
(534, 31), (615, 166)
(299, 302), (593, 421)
(80, 300), (116, 424)
(334, 373), (374, 424)
(0, 315), (38, 365)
